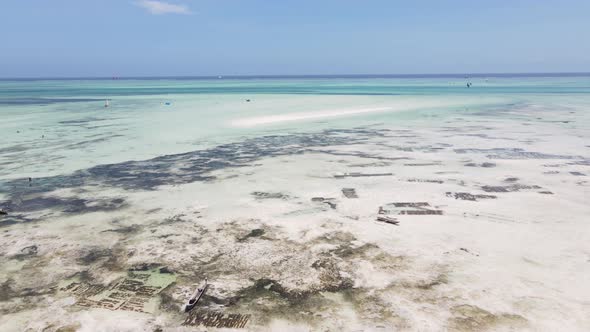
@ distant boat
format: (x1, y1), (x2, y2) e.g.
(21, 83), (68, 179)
(104, 99), (110, 108)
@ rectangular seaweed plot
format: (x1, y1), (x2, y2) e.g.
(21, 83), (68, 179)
(183, 310), (251, 329)
(380, 202), (443, 215)
(334, 172), (393, 178)
(481, 184), (542, 193)
(61, 267), (175, 313)
(445, 192), (497, 201)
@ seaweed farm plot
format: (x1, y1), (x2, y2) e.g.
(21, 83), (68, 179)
(379, 202), (443, 216)
(480, 184), (542, 193)
(406, 178), (444, 184)
(446, 192), (497, 201)
(334, 172), (393, 179)
(60, 267), (175, 313)
(183, 310), (251, 329)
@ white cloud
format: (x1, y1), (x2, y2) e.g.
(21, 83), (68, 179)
(135, 0), (192, 15)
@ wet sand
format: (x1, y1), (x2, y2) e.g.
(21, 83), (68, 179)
(1, 98), (590, 331)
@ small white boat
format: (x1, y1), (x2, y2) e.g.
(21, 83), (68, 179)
(184, 278), (208, 312)
(104, 99), (110, 107)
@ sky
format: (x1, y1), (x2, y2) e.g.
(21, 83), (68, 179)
(1, 0), (589, 77)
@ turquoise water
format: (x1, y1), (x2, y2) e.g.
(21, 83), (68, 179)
(2, 76), (590, 99)
(1, 75), (589, 181)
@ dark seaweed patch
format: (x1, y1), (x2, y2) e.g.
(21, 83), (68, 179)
(379, 202), (443, 215)
(310, 149), (405, 161)
(448, 304), (527, 331)
(63, 136), (123, 149)
(0, 196), (127, 216)
(454, 148), (582, 160)
(226, 277), (353, 308)
(0, 98), (103, 106)
(58, 117), (108, 125)
(0, 144), (30, 154)
(311, 197), (338, 209)
(238, 229), (265, 242)
(101, 224), (141, 234)
(251, 192), (291, 200)
(11, 245), (38, 260)
(78, 248), (113, 265)
(0, 213), (36, 227)
(404, 162), (441, 166)
(569, 160), (590, 166)
(464, 162), (496, 168)
(0, 129), (376, 200)
(406, 179), (444, 184)
(129, 263), (163, 272)
(334, 172), (393, 178)
(481, 184), (542, 193)
(342, 188), (358, 198)
(0, 278), (55, 304)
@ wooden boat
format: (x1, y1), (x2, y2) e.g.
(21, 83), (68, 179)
(184, 278), (208, 312)
(376, 216), (399, 225)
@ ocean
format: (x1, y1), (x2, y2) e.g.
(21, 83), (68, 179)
(1, 74), (589, 181)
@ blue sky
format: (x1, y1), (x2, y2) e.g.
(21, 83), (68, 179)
(1, 0), (589, 77)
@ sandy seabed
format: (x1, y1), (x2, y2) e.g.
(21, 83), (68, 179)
(1, 102), (589, 332)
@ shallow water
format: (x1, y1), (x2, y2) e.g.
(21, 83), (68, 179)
(1, 75), (590, 331)
(1, 76), (589, 181)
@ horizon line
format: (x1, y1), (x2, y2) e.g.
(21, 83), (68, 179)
(1, 71), (590, 80)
